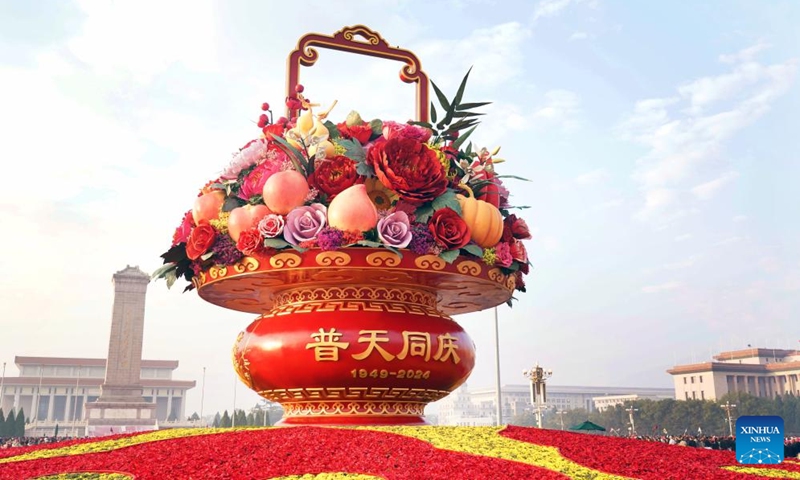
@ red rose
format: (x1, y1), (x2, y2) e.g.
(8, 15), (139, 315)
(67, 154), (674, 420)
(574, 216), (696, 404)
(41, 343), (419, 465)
(310, 155), (362, 200)
(509, 214), (532, 239)
(236, 229), (264, 256)
(172, 210), (195, 246)
(428, 207), (470, 250)
(509, 239), (529, 274)
(337, 122), (373, 145)
(185, 223), (217, 260)
(367, 138), (447, 206)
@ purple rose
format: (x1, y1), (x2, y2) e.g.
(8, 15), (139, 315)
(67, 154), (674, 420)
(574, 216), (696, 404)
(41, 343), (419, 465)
(284, 203), (327, 245)
(377, 211), (412, 248)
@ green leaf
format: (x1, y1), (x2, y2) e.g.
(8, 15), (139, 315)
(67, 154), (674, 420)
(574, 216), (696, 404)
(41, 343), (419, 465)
(452, 111), (485, 118)
(431, 189), (462, 215)
(369, 119), (383, 137)
(355, 161), (375, 177)
(222, 196), (242, 212)
(444, 118), (479, 133)
(290, 244), (308, 253)
(461, 244), (483, 258)
(151, 263), (177, 280)
(457, 101), (492, 111)
(430, 102), (438, 124)
(356, 239), (383, 248)
(270, 134), (309, 174)
(323, 120), (341, 140)
(494, 174), (531, 182)
(452, 66), (474, 108)
(451, 125), (477, 151)
(384, 246), (403, 259)
(408, 120), (433, 129)
(439, 249), (460, 264)
(338, 138), (366, 162)
(165, 269), (178, 289)
(414, 204), (434, 223)
(430, 80), (451, 112)
(263, 238), (291, 249)
(160, 244), (188, 264)
(247, 194), (264, 205)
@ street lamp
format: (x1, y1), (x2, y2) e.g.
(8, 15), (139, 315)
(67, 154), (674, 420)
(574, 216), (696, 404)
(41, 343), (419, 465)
(625, 405), (639, 436)
(523, 363), (552, 428)
(200, 367), (206, 426)
(556, 409), (566, 430)
(721, 401), (737, 436)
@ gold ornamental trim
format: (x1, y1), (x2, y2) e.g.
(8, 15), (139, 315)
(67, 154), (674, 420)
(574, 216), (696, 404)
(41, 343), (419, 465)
(366, 251), (401, 267)
(282, 401), (425, 417)
(414, 255), (446, 270)
(233, 256), (260, 273)
(259, 387), (450, 403)
(270, 252), (302, 268)
(456, 260), (482, 276)
(315, 251), (352, 266)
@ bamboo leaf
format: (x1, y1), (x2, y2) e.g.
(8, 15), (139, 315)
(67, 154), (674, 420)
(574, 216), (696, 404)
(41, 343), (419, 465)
(408, 120), (433, 129)
(430, 80), (451, 112)
(451, 125), (477, 151)
(457, 101), (492, 111)
(430, 102), (438, 124)
(452, 66), (473, 108)
(494, 174), (531, 182)
(269, 134), (309, 174)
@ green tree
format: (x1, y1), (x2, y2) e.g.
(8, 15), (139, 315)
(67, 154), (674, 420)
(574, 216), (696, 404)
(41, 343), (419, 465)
(220, 410), (232, 428)
(5, 410), (15, 437)
(188, 412), (200, 422)
(0, 408), (5, 437)
(246, 412), (255, 426)
(235, 409), (247, 427)
(212, 412), (221, 428)
(15, 409), (26, 437)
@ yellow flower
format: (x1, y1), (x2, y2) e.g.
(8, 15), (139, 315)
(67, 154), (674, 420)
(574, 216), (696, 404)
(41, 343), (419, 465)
(364, 178), (398, 211)
(209, 211), (230, 234)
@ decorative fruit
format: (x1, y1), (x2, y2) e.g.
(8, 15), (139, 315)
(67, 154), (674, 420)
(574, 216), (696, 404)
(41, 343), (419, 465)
(327, 184), (378, 232)
(228, 204), (272, 242)
(456, 192), (503, 248)
(262, 170), (309, 215)
(192, 191), (225, 225)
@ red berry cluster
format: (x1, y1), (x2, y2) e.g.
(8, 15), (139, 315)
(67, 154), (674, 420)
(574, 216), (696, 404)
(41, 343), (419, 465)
(284, 84), (308, 113)
(255, 101), (288, 135)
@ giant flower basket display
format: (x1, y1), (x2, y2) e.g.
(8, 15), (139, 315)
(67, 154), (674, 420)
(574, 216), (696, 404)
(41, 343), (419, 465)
(154, 25), (531, 425)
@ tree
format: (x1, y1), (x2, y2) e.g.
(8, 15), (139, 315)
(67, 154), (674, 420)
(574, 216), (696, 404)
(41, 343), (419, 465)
(0, 409), (5, 437)
(235, 409), (247, 427)
(5, 410), (15, 438)
(212, 412), (221, 428)
(220, 410), (232, 428)
(189, 412), (200, 422)
(15, 409), (25, 437)
(246, 412), (255, 426)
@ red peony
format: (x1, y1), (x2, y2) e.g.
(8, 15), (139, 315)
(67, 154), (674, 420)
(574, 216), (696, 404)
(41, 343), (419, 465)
(185, 224), (217, 260)
(236, 229), (264, 256)
(337, 122), (372, 145)
(508, 214), (532, 239)
(262, 123), (285, 139)
(509, 238), (529, 274)
(310, 155), (363, 200)
(172, 210), (195, 246)
(428, 207), (471, 250)
(367, 138), (447, 206)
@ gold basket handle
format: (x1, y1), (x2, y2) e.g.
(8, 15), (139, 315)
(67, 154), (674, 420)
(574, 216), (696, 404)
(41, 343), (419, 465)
(286, 25), (429, 122)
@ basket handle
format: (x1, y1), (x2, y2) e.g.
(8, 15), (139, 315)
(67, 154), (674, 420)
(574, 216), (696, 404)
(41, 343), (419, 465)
(286, 25), (429, 123)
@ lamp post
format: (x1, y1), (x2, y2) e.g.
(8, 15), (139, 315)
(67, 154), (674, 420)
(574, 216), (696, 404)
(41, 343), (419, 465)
(625, 405), (639, 436)
(232, 375), (237, 428)
(0, 362), (6, 413)
(556, 409), (566, 430)
(493, 307), (503, 426)
(71, 366), (81, 437)
(721, 401), (737, 436)
(523, 363), (552, 428)
(200, 367), (206, 426)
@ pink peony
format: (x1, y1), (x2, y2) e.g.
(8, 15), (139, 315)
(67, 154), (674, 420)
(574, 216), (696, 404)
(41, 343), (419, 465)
(221, 139), (267, 180)
(495, 242), (513, 268)
(382, 121), (432, 143)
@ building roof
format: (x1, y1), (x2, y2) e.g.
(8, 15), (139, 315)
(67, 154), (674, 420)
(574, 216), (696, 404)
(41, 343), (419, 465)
(15, 356), (179, 369)
(667, 360), (800, 375)
(0, 377), (196, 388)
(712, 348), (799, 361)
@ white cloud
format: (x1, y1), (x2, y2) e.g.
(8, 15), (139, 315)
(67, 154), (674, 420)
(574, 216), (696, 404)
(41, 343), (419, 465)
(715, 236), (743, 246)
(569, 32), (589, 41)
(575, 169), (609, 185)
(68, 0), (219, 82)
(641, 281), (682, 293)
(691, 171), (740, 200)
(663, 256), (700, 270)
(733, 215), (748, 222)
(592, 198), (624, 210)
(532, 0), (573, 21)
(618, 43), (797, 225)
(719, 41), (771, 64)
(635, 188), (676, 220)
(674, 233), (693, 242)
(532, 89), (582, 130)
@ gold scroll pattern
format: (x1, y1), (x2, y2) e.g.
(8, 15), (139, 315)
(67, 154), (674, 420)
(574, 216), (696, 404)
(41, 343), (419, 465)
(282, 401), (425, 417)
(273, 286), (439, 310)
(414, 255), (446, 270)
(366, 251), (401, 267)
(269, 252), (303, 268)
(315, 251), (352, 266)
(259, 387), (449, 402)
(456, 260), (482, 276)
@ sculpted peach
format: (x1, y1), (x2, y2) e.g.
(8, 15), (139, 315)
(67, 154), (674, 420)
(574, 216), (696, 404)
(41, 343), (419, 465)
(262, 170), (309, 215)
(327, 184), (378, 232)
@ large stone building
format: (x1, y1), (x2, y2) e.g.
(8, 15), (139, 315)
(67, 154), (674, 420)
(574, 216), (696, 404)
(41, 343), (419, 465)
(0, 356), (195, 436)
(435, 383), (674, 426)
(667, 348), (800, 401)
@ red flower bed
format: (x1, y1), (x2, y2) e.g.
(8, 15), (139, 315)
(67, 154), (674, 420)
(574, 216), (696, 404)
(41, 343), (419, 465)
(501, 426), (800, 480)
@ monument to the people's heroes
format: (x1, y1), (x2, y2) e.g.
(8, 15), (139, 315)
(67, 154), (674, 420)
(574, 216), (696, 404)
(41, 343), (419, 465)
(85, 265), (157, 436)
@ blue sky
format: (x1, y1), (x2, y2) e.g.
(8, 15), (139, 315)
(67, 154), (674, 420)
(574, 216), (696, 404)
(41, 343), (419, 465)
(0, 0), (797, 417)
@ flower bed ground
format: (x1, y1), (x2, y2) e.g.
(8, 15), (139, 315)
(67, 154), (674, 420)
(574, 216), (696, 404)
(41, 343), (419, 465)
(1, 426), (799, 480)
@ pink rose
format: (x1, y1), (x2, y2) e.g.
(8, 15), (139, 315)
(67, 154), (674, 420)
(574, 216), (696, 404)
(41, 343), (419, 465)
(284, 203), (327, 246)
(494, 242), (513, 268)
(257, 214), (285, 238)
(377, 211), (413, 248)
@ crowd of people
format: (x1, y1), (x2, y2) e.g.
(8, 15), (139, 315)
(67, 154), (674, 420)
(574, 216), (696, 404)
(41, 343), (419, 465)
(0, 436), (73, 449)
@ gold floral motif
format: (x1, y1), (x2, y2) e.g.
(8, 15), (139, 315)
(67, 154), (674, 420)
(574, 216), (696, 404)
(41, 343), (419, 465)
(272, 286), (440, 311)
(414, 255), (446, 271)
(269, 252), (302, 268)
(456, 260), (482, 276)
(366, 251), (401, 267)
(282, 401), (426, 417)
(488, 268), (505, 283)
(259, 387), (449, 403)
(233, 256), (261, 273)
(505, 275), (516, 291)
(315, 251), (352, 266)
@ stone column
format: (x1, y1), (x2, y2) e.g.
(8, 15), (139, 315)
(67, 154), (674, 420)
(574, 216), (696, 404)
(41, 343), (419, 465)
(47, 391), (55, 421)
(166, 392), (173, 421)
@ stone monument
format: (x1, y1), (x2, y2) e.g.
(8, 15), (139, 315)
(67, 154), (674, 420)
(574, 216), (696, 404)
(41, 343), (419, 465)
(85, 265), (157, 435)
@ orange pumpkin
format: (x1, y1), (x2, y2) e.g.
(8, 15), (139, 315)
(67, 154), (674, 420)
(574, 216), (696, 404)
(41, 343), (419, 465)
(456, 192), (504, 248)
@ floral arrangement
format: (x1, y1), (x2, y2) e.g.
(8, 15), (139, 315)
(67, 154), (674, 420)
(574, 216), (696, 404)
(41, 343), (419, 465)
(154, 71), (532, 293)
(1, 426), (797, 479)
